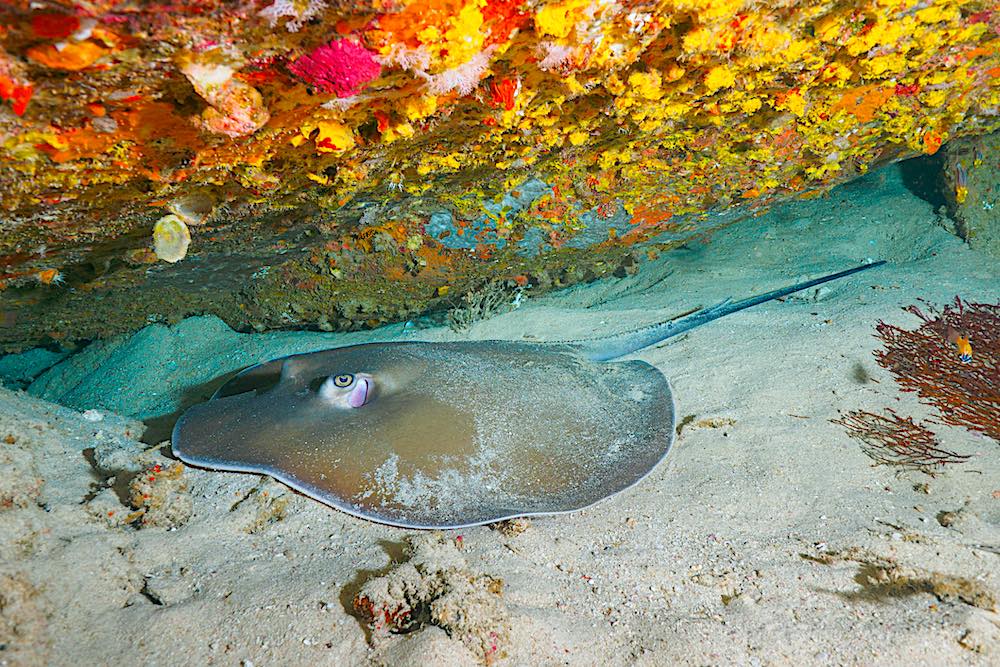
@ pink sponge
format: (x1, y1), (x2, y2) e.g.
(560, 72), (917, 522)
(289, 39), (381, 98)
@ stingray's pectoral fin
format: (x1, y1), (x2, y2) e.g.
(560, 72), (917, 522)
(280, 358), (307, 383)
(171, 393), (270, 469)
(171, 387), (322, 477)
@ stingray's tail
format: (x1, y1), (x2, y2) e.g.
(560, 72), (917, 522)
(574, 260), (887, 362)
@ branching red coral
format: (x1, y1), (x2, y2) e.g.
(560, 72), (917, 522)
(832, 409), (971, 474)
(875, 297), (999, 442)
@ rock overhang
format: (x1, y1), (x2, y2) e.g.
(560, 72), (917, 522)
(1, 0), (999, 350)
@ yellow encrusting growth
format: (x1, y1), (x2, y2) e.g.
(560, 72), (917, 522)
(2, 0), (1000, 290)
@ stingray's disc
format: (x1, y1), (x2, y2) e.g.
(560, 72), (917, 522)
(172, 341), (675, 529)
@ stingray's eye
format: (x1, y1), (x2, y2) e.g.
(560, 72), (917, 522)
(333, 374), (354, 388)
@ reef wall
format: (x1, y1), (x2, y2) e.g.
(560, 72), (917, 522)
(942, 130), (1000, 255)
(1, 0), (999, 350)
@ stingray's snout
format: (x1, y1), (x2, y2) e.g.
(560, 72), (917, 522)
(319, 372), (374, 409)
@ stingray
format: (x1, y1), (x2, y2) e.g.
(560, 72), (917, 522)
(172, 261), (884, 528)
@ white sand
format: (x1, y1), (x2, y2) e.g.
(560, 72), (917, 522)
(1, 166), (998, 666)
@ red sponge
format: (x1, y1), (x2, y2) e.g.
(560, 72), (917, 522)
(289, 39), (381, 98)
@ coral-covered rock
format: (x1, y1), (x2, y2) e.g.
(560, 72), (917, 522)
(942, 131), (1000, 256)
(179, 50), (271, 137)
(1, 0), (1000, 349)
(128, 460), (193, 529)
(354, 532), (510, 661)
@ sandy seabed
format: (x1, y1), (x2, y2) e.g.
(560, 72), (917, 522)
(1, 166), (998, 666)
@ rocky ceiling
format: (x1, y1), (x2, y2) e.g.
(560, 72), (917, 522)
(1, 0), (999, 351)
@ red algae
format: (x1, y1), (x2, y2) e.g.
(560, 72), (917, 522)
(30, 13), (80, 40)
(481, 0), (530, 46)
(0, 75), (31, 116)
(488, 77), (518, 110)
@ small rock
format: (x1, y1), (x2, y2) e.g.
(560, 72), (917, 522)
(128, 460), (193, 529)
(491, 517), (530, 537)
(353, 533), (509, 661)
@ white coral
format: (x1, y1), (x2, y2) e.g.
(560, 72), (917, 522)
(416, 50), (493, 97)
(376, 44), (432, 72)
(537, 42), (576, 72)
(258, 0), (327, 32)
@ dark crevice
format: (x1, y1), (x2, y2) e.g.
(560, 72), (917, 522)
(81, 446), (140, 507)
(898, 153), (947, 211)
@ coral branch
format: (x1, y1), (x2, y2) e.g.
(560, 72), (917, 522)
(832, 409), (971, 474)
